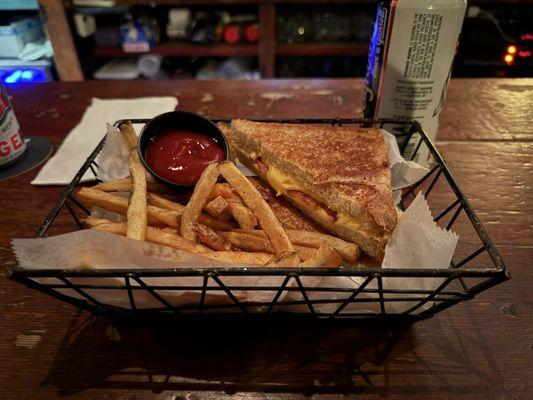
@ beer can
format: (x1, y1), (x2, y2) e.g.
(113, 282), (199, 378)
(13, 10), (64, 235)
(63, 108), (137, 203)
(0, 84), (26, 168)
(363, 0), (467, 162)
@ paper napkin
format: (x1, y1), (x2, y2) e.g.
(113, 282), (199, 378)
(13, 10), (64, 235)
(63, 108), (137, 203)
(31, 97), (178, 185)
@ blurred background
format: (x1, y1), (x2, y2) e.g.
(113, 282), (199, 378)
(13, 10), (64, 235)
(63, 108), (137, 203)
(0, 0), (531, 83)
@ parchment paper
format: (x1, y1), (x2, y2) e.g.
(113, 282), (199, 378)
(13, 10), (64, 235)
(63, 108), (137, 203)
(12, 230), (284, 310)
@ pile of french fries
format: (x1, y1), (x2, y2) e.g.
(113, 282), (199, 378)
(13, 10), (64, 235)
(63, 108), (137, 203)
(78, 122), (360, 268)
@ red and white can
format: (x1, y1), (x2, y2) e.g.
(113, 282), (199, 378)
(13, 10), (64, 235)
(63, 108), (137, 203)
(0, 84), (26, 168)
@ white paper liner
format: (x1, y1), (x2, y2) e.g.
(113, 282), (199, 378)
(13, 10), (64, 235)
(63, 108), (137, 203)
(277, 193), (459, 315)
(12, 230), (284, 310)
(12, 125), (458, 314)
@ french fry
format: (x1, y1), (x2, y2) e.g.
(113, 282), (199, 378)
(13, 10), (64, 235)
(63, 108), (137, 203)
(221, 231), (272, 253)
(77, 187), (179, 227)
(299, 243), (342, 268)
(126, 151), (147, 240)
(228, 201), (257, 229)
(191, 222), (233, 251)
(147, 206), (180, 228)
(84, 219), (315, 264)
(94, 178), (172, 194)
(232, 229), (265, 238)
(219, 161), (294, 254)
(210, 183), (239, 201)
(232, 228), (359, 262)
(221, 231), (315, 260)
(285, 230), (359, 262)
(149, 192), (234, 231)
(77, 187), (128, 215)
(148, 192), (184, 211)
(210, 183), (257, 229)
(199, 251), (272, 265)
(294, 245), (316, 261)
(82, 217), (122, 232)
(119, 121), (138, 150)
(199, 214), (235, 232)
(93, 178), (133, 192)
(147, 227), (213, 253)
(204, 196), (232, 221)
(265, 251), (301, 267)
(181, 163), (220, 241)
(83, 218), (212, 253)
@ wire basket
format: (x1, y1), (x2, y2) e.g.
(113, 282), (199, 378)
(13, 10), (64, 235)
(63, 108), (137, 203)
(9, 118), (508, 322)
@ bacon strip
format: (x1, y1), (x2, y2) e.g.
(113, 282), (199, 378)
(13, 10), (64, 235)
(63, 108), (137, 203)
(287, 190), (337, 224)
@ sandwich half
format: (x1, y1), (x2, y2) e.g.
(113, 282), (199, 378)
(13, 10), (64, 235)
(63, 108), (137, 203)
(229, 119), (397, 259)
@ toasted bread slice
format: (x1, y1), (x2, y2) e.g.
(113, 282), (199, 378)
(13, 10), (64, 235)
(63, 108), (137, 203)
(230, 119), (397, 259)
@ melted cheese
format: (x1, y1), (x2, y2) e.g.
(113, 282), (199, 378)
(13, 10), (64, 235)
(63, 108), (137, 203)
(262, 161), (382, 237)
(336, 212), (381, 237)
(266, 164), (304, 196)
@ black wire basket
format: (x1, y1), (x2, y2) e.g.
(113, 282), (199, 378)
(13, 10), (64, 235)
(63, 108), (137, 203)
(9, 118), (509, 322)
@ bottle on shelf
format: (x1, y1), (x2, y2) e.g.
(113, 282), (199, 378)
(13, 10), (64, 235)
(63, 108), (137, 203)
(221, 17), (260, 45)
(244, 22), (260, 44)
(223, 23), (241, 45)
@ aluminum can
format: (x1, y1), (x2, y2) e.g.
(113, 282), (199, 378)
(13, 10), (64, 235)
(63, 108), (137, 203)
(0, 84), (26, 168)
(363, 0), (467, 162)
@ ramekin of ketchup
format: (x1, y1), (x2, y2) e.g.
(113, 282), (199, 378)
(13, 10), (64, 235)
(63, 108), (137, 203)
(138, 111), (229, 187)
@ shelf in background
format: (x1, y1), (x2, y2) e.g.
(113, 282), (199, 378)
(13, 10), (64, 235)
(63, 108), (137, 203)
(277, 43), (368, 56)
(113, 0), (533, 4)
(94, 43), (259, 57)
(114, 0), (372, 5)
(94, 42), (369, 58)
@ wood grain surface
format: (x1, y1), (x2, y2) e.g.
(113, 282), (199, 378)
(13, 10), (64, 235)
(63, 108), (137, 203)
(1, 79), (532, 400)
(9, 79), (533, 145)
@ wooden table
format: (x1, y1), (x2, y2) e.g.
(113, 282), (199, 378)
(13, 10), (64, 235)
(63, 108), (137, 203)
(1, 79), (531, 399)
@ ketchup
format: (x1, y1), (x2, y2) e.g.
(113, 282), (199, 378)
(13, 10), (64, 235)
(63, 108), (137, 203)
(145, 130), (224, 185)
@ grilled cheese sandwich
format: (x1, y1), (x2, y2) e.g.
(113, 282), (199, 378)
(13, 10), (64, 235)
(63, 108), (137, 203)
(229, 119), (397, 259)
